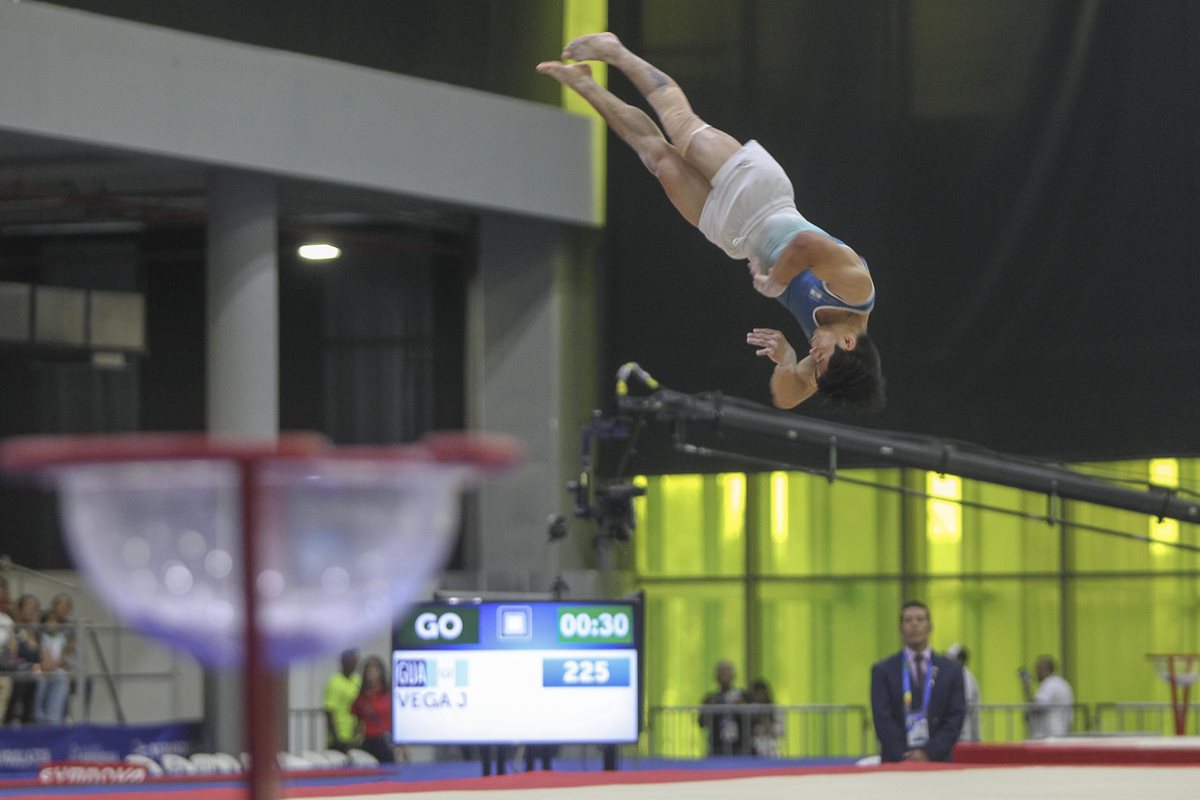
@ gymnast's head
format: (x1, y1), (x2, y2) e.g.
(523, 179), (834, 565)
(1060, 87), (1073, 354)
(814, 332), (885, 412)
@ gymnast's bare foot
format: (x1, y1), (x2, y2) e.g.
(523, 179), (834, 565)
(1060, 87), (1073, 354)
(562, 32), (625, 63)
(535, 60), (593, 88)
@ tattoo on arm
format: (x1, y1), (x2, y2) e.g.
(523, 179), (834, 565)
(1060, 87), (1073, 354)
(644, 66), (672, 90)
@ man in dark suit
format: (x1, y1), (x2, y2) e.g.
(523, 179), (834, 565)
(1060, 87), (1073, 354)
(870, 601), (965, 762)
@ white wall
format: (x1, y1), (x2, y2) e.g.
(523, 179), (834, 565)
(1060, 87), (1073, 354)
(0, 1), (597, 227)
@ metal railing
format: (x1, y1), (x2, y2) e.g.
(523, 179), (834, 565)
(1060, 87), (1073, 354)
(1, 622), (183, 725)
(974, 703), (1091, 743)
(287, 700), (1196, 760)
(288, 708), (329, 754)
(1093, 702), (1200, 737)
(644, 704), (871, 758)
(645, 703), (1103, 758)
(1, 558), (185, 726)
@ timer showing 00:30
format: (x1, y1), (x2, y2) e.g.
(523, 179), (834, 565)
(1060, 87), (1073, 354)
(556, 606), (633, 643)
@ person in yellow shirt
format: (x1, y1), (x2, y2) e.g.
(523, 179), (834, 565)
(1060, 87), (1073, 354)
(323, 648), (362, 751)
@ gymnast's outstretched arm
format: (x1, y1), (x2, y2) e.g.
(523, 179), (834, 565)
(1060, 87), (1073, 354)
(746, 328), (817, 408)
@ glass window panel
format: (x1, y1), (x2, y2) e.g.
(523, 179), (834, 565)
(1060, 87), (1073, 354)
(90, 290), (145, 350)
(910, 577), (1061, 707)
(0, 281), (31, 341)
(926, 473), (963, 574)
(1069, 460), (1200, 574)
(910, 475), (1063, 575)
(754, 469), (903, 577)
(634, 456), (1200, 750)
(756, 579), (900, 706)
(635, 474), (745, 577)
(966, 483), (1062, 574)
(1070, 575), (1200, 721)
(34, 285), (86, 346)
(640, 581), (746, 757)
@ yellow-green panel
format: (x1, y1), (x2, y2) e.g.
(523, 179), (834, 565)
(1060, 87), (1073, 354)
(560, 0), (607, 224)
(967, 482), (1062, 573)
(910, 577), (1061, 709)
(753, 469), (903, 576)
(640, 581), (746, 757)
(630, 455), (1200, 750)
(1070, 575), (1200, 721)
(925, 473), (964, 575)
(635, 474), (746, 577)
(909, 473), (1062, 575)
(1070, 460), (1200, 573)
(756, 579), (900, 707)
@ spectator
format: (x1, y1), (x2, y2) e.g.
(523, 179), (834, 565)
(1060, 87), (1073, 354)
(479, 745), (512, 776)
(747, 678), (784, 757)
(351, 655), (394, 763)
(0, 579), (15, 719)
(946, 643), (981, 742)
(34, 593), (75, 724)
(4, 594), (41, 725)
(1022, 655), (1073, 738)
(0, 577), (13, 618)
(870, 600), (965, 762)
(699, 659), (746, 755)
(323, 648), (362, 751)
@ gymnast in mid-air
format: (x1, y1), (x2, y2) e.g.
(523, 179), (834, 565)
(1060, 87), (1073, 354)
(538, 33), (884, 411)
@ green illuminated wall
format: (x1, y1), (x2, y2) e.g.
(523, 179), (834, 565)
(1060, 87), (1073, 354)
(633, 460), (1200, 747)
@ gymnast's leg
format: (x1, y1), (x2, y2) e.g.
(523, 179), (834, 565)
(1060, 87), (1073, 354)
(536, 60), (711, 227)
(561, 32), (742, 183)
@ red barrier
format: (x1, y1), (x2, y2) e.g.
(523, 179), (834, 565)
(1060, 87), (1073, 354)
(956, 740), (1200, 765)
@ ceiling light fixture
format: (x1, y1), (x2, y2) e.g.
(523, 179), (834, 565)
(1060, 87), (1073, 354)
(297, 243), (340, 261)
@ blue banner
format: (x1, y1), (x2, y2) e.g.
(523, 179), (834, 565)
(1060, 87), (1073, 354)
(0, 721), (201, 772)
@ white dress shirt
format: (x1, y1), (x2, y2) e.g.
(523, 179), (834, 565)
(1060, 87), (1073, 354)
(1029, 674), (1074, 738)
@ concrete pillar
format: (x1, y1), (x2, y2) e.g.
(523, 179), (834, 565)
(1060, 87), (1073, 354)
(468, 212), (568, 589)
(206, 171), (279, 437)
(203, 170), (279, 755)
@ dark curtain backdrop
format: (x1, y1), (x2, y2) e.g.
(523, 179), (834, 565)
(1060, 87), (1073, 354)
(602, 0), (1200, 472)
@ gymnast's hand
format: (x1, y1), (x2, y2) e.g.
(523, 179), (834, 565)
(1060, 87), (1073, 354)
(746, 328), (796, 366)
(747, 260), (787, 298)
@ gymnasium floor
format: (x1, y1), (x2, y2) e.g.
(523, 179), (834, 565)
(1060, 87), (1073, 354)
(3, 757), (1198, 800)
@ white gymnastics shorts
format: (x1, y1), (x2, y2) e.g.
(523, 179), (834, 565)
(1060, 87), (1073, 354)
(697, 140), (803, 262)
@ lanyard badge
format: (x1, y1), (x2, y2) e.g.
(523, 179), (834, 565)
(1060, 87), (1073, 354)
(903, 657), (936, 748)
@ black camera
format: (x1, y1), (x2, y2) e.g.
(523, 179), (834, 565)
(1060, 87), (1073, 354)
(594, 483), (646, 542)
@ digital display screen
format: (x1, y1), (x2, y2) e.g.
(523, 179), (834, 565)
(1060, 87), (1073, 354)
(391, 600), (641, 744)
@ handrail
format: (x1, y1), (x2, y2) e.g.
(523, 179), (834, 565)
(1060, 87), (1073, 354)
(0, 558), (182, 725)
(85, 626), (125, 723)
(644, 703), (870, 757)
(1093, 701), (1200, 735)
(0, 555), (82, 591)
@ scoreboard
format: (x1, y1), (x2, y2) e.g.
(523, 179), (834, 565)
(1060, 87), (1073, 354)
(391, 600), (641, 744)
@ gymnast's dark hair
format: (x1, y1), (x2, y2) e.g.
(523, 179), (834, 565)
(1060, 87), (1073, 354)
(816, 334), (885, 412)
